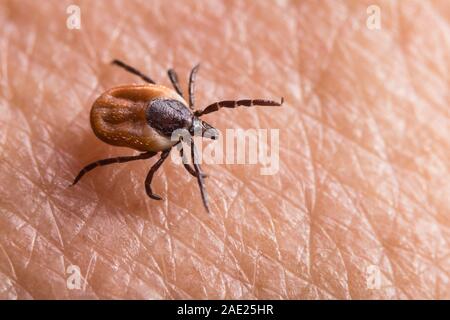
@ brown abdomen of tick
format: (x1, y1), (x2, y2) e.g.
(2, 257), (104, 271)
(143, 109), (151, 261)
(90, 84), (188, 152)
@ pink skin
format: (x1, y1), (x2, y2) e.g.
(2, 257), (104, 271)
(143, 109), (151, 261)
(0, 0), (449, 299)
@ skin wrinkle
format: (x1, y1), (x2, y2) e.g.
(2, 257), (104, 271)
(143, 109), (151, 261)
(121, 195), (230, 298)
(127, 231), (177, 297)
(1, 0), (449, 299)
(297, 141), (399, 225)
(312, 222), (351, 298)
(250, 191), (287, 294)
(330, 192), (387, 298)
(221, 237), (254, 295)
(9, 238), (77, 298)
(0, 269), (34, 299)
(0, 244), (17, 281)
(224, 213), (325, 297)
(10, 215), (65, 277)
(3, 178), (59, 260)
(77, 248), (153, 299)
(243, 162), (348, 298)
(216, 204), (280, 296)
(300, 110), (440, 223)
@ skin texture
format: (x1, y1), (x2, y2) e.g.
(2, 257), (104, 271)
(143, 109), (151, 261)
(0, 0), (449, 299)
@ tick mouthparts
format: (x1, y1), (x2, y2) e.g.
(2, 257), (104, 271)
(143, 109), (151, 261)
(201, 121), (219, 140)
(207, 128), (219, 140)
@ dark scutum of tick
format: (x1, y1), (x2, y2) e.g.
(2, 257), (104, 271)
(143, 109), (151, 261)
(146, 98), (193, 137)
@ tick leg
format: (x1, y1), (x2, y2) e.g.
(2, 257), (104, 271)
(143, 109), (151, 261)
(194, 97), (284, 117)
(111, 59), (156, 84)
(145, 149), (171, 200)
(72, 151), (157, 186)
(167, 69), (184, 97)
(179, 145), (207, 179)
(188, 64), (200, 110)
(191, 140), (211, 214)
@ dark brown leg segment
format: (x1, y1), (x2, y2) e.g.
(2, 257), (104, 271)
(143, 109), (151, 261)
(72, 151), (157, 186)
(179, 145), (207, 179)
(191, 140), (210, 214)
(111, 59), (156, 84)
(145, 149), (171, 200)
(167, 69), (184, 97)
(188, 64), (200, 110)
(194, 97), (284, 117)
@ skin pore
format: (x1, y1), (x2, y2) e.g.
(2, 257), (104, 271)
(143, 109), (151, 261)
(0, 0), (449, 299)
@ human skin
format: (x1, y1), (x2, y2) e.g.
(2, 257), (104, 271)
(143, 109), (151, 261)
(0, 0), (449, 299)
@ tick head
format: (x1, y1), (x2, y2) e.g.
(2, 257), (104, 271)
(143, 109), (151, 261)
(190, 117), (219, 140)
(146, 98), (193, 137)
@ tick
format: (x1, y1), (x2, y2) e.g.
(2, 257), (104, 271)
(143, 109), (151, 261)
(72, 59), (283, 213)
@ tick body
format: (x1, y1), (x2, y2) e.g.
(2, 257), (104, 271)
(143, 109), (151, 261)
(72, 59), (283, 213)
(91, 84), (188, 152)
